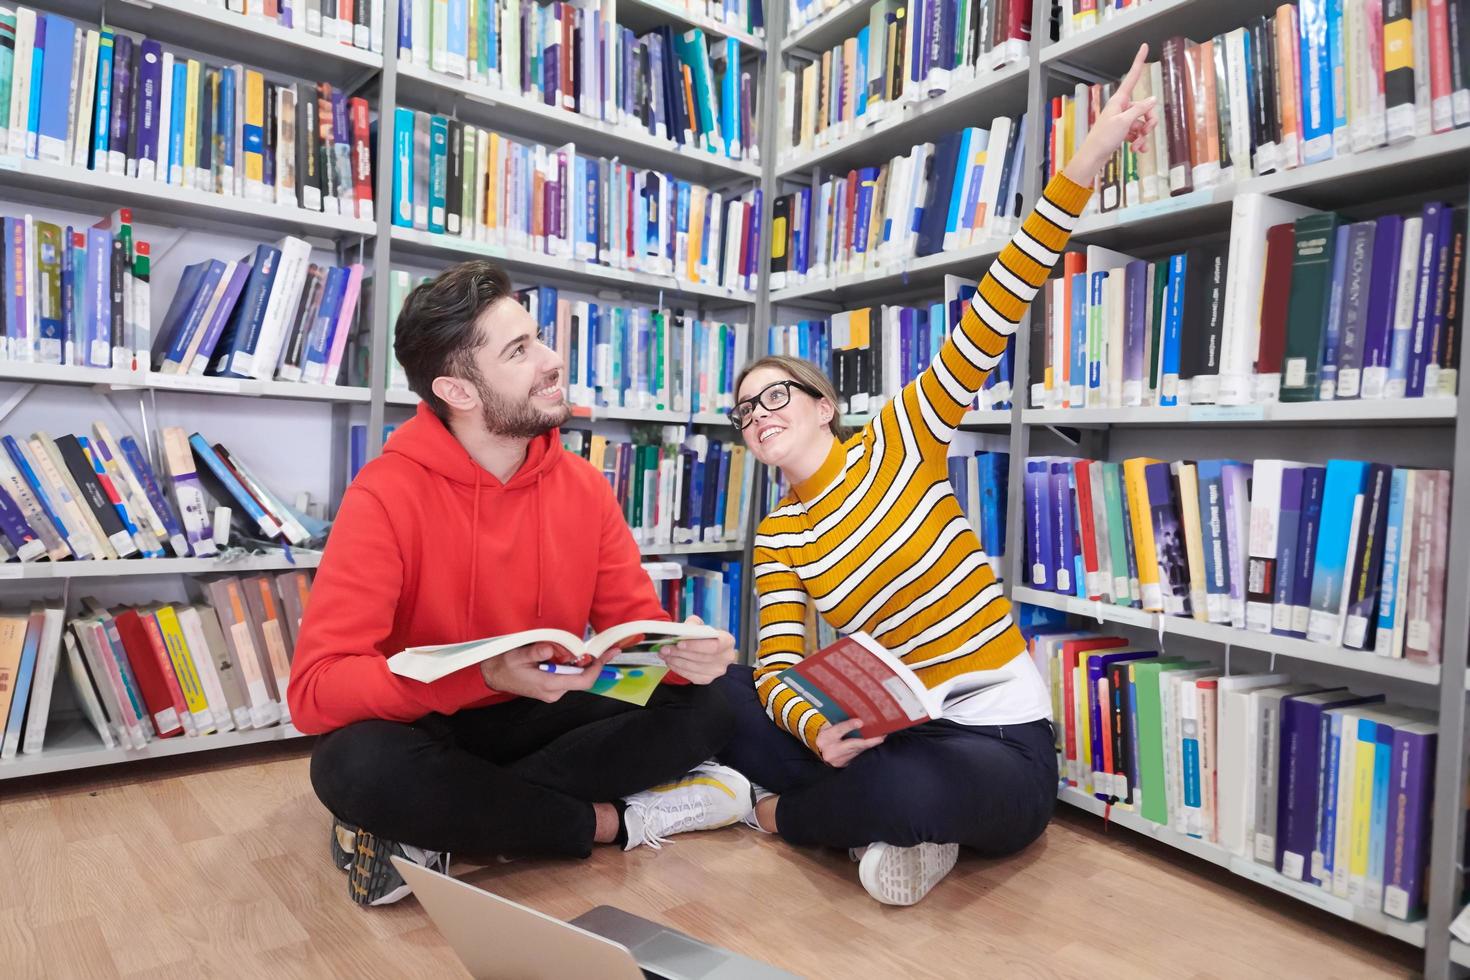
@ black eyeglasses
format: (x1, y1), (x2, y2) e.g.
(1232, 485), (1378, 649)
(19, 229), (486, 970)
(728, 380), (821, 429)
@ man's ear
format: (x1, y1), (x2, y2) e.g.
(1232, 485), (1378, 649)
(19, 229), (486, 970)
(431, 375), (478, 414)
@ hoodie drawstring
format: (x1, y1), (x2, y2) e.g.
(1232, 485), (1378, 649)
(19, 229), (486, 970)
(468, 470), (481, 637)
(535, 472), (545, 618)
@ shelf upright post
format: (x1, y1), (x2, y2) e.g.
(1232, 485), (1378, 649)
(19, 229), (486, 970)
(367, 0), (403, 461)
(1423, 173), (1470, 980)
(738, 0), (787, 663)
(1002, 0), (1051, 594)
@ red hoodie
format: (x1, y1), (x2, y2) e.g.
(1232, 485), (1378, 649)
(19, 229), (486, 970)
(287, 403), (669, 734)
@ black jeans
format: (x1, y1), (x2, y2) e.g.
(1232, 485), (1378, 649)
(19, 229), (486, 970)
(714, 665), (1058, 855)
(310, 682), (735, 859)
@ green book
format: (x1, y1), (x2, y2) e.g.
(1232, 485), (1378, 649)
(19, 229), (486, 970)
(1132, 658), (1207, 825)
(461, 126), (477, 236)
(1101, 461), (1132, 606)
(1279, 211), (1342, 402)
(1148, 258), (1169, 396)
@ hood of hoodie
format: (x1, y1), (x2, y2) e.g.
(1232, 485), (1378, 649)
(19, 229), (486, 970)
(384, 403), (565, 628)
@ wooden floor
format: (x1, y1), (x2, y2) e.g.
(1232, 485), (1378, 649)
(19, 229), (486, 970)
(1, 742), (1420, 979)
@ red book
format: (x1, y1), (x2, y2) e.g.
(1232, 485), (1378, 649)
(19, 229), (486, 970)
(1073, 460), (1102, 600)
(112, 608), (186, 737)
(1254, 222), (1297, 383)
(1429, 0), (1454, 131)
(349, 97), (373, 221)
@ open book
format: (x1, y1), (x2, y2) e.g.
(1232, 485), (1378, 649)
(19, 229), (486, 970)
(385, 620), (719, 684)
(775, 633), (977, 737)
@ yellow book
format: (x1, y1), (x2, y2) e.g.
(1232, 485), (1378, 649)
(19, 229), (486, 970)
(1122, 457), (1164, 611)
(183, 60), (201, 189)
(153, 605), (216, 734)
(0, 615), (27, 733)
(1347, 715), (1377, 897)
(486, 132), (500, 233)
(243, 70), (266, 193)
(1173, 462), (1209, 621)
(723, 445), (746, 541)
(687, 186), (706, 282)
(1073, 662), (1090, 793)
(589, 434), (608, 473)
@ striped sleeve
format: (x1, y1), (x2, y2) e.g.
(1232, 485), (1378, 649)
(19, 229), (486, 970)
(750, 546), (829, 751)
(886, 172), (1092, 454)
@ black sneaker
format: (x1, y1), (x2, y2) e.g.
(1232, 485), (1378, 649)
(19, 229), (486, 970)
(331, 818), (357, 871)
(347, 828), (450, 907)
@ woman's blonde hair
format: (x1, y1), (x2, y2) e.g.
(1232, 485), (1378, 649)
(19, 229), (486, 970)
(733, 355), (850, 441)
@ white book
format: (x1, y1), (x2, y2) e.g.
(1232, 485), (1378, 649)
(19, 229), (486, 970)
(8, 6), (34, 158)
(1218, 194), (1322, 405)
(1245, 460), (1296, 632)
(176, 605), (236, 734)
(1216, 674), (1292, 856)
(71, 30), (100, 169)
(75, 619), (149, 749)
(18, 605), (65, 755)
(62, 630), (119, 749)
(58, 28), (84, 166)
(21, 214), (36, 360)
(1412, 0), (1432, 135)
(249, 236), (312, 381)
(971, 116), (1010, 245)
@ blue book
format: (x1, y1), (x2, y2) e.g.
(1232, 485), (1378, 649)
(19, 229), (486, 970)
(3, 436), (74, 557)
(1049, 460), (1076, 596)
(1326, 0), (1349, 150)
(302, 266), (349, 379)
(1160, 253), (1186, 406)
(447, 0), (468, 74)
(117, 435), (186, 555)
(36, 15), (75, 162)
(1087, 650), (1157, 802)
(167, 62), (187, 184)
(219, 66), (236, 188)
(76, 434), (154, 556)
(392, 107), (414, 227)
(2, 611), (41, 757)
(92, 32), (115, 169)
(1195, 459), (1230, 622)
(1069, 272), (1086, 400)
(427, 115), (448, 234)
(1088, 271), (1106, 401)
(1373, 468), (1410, 654)
(1387, 212), (1435, 396)
(24, 14), (42, 158)
(215, 246), (281, 378)
(1271, 466), (1305, 635)
(187, 433), (278, 537)
(153, 260), (212, 369)
(1297, 0), (1334, 163)
(84, 227), (112, 367)
(1306, 459), (1368, 644)
(1289, 465), (1327, 638)
(1366, 716), (1395, 903)
(1408, 203), (1452, 398)
(1317, 223), (1352, 398)
(1315, 709), (1345, 884)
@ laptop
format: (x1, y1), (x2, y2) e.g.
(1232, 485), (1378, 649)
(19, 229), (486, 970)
(391, 856), (801, 980)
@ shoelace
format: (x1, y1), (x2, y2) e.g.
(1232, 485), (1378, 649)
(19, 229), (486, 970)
(627, 795), (715, 850)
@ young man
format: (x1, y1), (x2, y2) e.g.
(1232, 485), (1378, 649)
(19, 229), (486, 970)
(288, 260), (751, 906)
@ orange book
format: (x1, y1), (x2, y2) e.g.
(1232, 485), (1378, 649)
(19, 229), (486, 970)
(1274, 4), (1303, 167)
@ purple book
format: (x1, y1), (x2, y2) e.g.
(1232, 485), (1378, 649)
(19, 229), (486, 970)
(1361, 214), (1404, 379)
(0, 484), (43, 559)
(1025, 458), (1049, 589)
(1420, 204), (1456, 395)
(1271, 466), (1305, 636)
(85, 227), (112, 367)
(1123, 259), (1148, 402)
(109, 33), (132, 174)
(1288, 466), (1326, 638)
(1087, 651), (1157, 801)
(1277, 690), (1382, 883)
(1342, 462), (1393, 650)
(1382, 722), (1437, 920)
(4, 218), (25, 356)
(1145, 461), (1190, 616)
(748, 188), (764, 289)
(1407, 202), (1449, 398)
(1049, 460), (1077, 596)
(194, 261), (252, 373)
(136, 41), (163, 179)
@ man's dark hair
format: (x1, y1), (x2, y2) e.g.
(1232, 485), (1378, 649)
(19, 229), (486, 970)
(394, 260), (515, 421)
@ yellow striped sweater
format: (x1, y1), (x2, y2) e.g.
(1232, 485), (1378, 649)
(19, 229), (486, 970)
(753, 172), (1094, 751)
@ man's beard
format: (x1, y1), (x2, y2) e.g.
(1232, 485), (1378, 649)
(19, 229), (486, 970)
(473, 370), (571, 438)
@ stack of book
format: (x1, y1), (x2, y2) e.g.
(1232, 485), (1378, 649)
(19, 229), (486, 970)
(771, 114), (1028, 286)
(390, 119), (763, 292)
(1043, 7), (1470, 217)
(1033, 196), (1465, 409)
(1052, 0), (1159, 41)
(0, 572), (313, 758)
(1023, 455), (1451, 664)
(560, 425), (754, 548)
(767, 275), (1015, 414)
(644, 558), (745, 646)
(785, 0), (1030, 63)
(776, 0), (1027, 158)
(1033, 626), (1439, 922)
(0, 7), (374, 218)
(0, 423), (323, 563)
(399, 9), (758, 162)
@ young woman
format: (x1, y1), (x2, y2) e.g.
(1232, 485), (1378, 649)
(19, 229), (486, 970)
(713, 46), (1158, 906)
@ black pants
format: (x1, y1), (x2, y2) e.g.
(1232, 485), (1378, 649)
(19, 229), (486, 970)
(714, 665), (1058, 855)
(310, 682), (735, 859)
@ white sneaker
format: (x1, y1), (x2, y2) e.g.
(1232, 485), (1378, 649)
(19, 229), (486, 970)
(623, 762), (754, 850)
(857, 841), (960, 906)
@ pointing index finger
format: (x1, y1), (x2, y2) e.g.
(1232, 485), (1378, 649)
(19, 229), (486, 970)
(1117, 42), (1149, 101)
